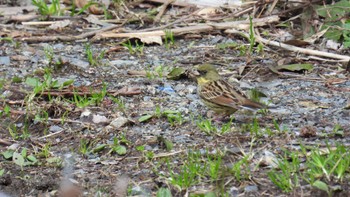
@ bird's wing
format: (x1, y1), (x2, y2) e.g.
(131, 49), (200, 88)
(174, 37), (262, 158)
(199, 80), (245, 109)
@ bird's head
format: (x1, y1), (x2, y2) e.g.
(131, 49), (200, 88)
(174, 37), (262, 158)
(194, 64), (221, 84)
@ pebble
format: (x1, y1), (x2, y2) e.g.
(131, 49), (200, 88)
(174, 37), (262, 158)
(109, 117), (129, 129)
(244, 185), (258, 193)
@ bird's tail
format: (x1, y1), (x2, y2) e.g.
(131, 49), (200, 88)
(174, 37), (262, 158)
(241, 99), (268, 111)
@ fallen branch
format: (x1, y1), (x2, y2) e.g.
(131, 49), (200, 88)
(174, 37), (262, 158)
(18, 24), (120, 43)
(154, 0), (176, 23)
(98, 15), (279, 39)
(225, 29), (350, 62)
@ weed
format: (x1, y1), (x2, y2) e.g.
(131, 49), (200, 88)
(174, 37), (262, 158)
(196, 116), (234, 135)
(36, 143), (51, 158)
(168, 151), (204, 190)
(267, 151), (300, 192)
(121, 40), (144, 55)
(108, 136), (128, 155)
(32, 0), (61, 16)
(139, 106), (185, 126)
(0, 37), (20, 48)
(85, 43), (105, 66)
(12, 148), (38, 171)
(72, 1), (98, 16)
(216, 42), (238, 50)
(164, 29), (175, 49)
(109, 96), (126, 113)
(44, 45), (54, 64)
(206, 151), (223, 181)
(12, 76), (22, 83)
(8, 124), (19, 140)
(79, 139), (90, 156)
(145, 65), (168, 79)
(156, 188), (172, 197)
(306, 144), (350, 183)
(196, 118), (217, 135)
(72, 84), (107, 108)
(163, 110), (184, 127)
(248, 16), (255, 55)
(2, 105), (11, 117)
(230, 155), (251, 181)
(315, 1), (350, 48)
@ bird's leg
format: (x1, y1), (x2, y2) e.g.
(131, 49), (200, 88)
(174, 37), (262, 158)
(206, 111), (232, 122)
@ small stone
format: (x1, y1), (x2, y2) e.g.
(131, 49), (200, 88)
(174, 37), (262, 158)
(186, 85), (197, 94)
(109, 117), (129, 129)
(49, 125), (63, 133)
(92, 114), (109, 124)
(244, 185), (258, 193)
(0, 56), (10, 65)
(80, 110), (91, 118)
(229, 186), (239, 197)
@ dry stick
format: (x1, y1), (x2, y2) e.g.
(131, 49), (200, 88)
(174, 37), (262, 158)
(18, 24), (120, 43)
(100, 15), (280, 38)
(145, 0), (194, 7)
(256, 35), (350, 62)
(154, 0), (176, 23)
(267, 0), (279, 15)
(124, 9), (200, 33)
(226, 29), (350, 62)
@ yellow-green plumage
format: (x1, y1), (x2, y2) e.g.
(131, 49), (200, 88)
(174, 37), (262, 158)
(196, 64), (266, 115)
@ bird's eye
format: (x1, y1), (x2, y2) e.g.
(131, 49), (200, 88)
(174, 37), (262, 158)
(198, 70), (207, 75)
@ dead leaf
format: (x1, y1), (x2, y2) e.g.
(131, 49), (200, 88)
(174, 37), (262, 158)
(167, 67), (186, 80)
(139, 35), (163, 45)
(85, 14), (105, 26)
(299, 100), (319, 109)
(283, 39), (310, 47)
(11, 55), (30, 61)
(74, 0), (104, 14)
(300, 126), (317, 138)
(197, 7), (218, 18)
(49, 20), (71, 30)
(111, 86), (142, 96)
(276, 63), (313, 72)
(8, 14), (38, 22)
(112, 175), (130, 197)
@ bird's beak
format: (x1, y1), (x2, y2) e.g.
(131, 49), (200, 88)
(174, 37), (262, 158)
(187, 68), (200, 80)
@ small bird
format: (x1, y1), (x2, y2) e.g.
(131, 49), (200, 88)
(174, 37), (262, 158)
(195, 64), (267, 116)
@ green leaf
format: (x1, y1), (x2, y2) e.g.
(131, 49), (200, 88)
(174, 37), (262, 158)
(2, 150), (14, 159)
(139, 114), (153, 122)
(158, 136), (173, 151)
(322, 23), (343, 41)
(316, 0), (350, 19)
(92, 144), (107, 153)
(25, 77), (41, 87)
(312, 180), (329, 193)
(167, 67), (186, 80)
(162, 110), (178, 115)
(46, 157), (62, 164)
(114, 145), (127, 155)
(0, 169), (4, 176)
(276, 64), (313, 72)
(156, 188), (172, 197)
(27, 155), (38, 163)
(136, 145), (145, 151)
(62, 79), (74, 87)
(21, 148), (27, 157)
(204, 192), (217, 197)
(13, 152), (25, 167)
